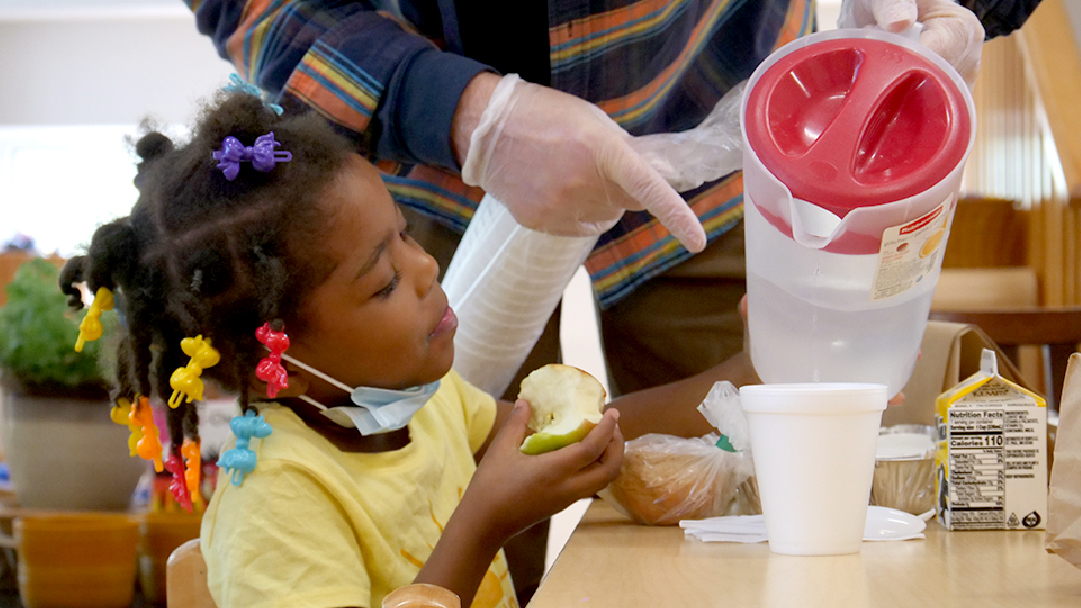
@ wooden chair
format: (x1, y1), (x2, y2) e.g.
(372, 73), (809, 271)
(165, 540), (461, 608)
(166, 539), (217, 608)
(929, 307), (1081, 413)
(931, 267), (1039, 311)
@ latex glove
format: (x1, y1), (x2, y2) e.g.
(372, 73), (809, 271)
(461, 74), (707, 253)
(839, 0), (985, 87)
(628, 82), (746, 193)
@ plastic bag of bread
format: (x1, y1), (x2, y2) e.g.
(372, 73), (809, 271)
(600, 432), (755, 525)
(600, 380), (760, 525)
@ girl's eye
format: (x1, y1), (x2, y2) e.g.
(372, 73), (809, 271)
(374, 270), (400, 299)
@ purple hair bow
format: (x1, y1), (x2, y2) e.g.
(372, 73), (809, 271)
(212, 132), (292, 181)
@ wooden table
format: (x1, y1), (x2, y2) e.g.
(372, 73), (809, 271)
(529, 499), (1081, 607)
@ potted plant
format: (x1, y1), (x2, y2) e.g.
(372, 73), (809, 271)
(0, 257), (146, 511)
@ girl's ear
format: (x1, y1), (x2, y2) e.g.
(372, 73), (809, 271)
(280, 363), (311, 398)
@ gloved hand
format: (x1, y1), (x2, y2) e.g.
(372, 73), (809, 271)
(839, 0), (985, 86)
(460, 74), (707, 252)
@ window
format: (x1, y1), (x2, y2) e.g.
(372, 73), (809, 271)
(0, 125), (183, 256)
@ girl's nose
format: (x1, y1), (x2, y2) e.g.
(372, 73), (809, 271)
(414, 248), (439, 297)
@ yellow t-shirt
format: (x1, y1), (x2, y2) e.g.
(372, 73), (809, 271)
(200, 370), (518, 608)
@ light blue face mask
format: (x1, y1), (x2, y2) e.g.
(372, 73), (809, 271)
(279, 353), (440, 435)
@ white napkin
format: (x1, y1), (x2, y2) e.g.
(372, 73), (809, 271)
(681, 506), (931, 543)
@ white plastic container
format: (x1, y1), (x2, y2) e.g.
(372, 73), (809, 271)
(741, 28), (976, 397)
(442, 194), (597, 397)
(740, 382), (887, 555)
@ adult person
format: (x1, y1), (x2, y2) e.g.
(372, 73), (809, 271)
(186, 0), (1041, 603)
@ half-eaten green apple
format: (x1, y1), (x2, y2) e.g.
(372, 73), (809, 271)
(518, 364), (606, 455)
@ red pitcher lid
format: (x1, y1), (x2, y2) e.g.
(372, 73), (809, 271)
(744, 35), (972, 216)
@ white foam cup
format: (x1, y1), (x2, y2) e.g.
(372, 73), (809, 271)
(740, 383), (887, 555)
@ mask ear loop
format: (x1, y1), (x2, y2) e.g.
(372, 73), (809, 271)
(276, 352), (356, 412)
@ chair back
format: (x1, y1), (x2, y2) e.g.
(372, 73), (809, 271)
(929, 307), (1081, 412)
(164, 540), (461, 608)
(166, 539), (217, 608)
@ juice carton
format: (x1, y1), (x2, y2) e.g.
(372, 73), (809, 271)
(935, 349), (1047, 530)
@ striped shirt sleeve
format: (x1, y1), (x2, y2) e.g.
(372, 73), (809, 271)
(189, 0), (492, 170)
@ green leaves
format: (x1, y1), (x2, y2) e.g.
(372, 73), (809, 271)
(0, 258), (114, 394)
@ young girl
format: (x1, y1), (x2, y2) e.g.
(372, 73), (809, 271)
(61, 92), (756, 608)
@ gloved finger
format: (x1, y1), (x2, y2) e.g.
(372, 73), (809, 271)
(837, 0), (915, 30)
(856, 0), (916, 31)
(916, 0), (984, 86)
(602, 143), (707, 252)
(869, 0), (918, 31)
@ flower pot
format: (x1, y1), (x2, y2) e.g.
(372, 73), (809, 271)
(0, 388), (147, 511)
(15, 513), (139, 608)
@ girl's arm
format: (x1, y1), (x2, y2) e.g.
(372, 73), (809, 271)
(417, 401), (622, 605)
(607, 350), (758, 441)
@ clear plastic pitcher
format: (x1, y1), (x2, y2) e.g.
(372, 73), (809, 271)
(741, 28), (975, 397)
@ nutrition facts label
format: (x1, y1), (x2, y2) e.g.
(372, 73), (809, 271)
(941, 382), (1047, 530)
(946, 408), (1006, 526)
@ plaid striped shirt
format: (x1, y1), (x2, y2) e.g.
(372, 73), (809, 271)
(189, 0), (816, 307)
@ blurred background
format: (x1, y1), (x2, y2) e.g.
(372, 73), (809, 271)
(0, 0), (1079, 583)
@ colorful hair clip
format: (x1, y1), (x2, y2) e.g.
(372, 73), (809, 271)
(217, 410), (273, 486)
(110, 396), (144, 458)
(182, 439), (202, 505)
(222, 74), (284, 115)
(212, 132), (292, 181)
(164, 450), (192, 512)
(168, 336), (221, 408)
(129, 396), (163, 472)
(75, 287), (114, 352)
(255, 322), (290, 398)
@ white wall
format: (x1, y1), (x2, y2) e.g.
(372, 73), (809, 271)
(0, 16), (234, 126)
(0, 11), (235, 254)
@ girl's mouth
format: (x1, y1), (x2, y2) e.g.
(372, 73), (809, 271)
(430, 305), (458, 339)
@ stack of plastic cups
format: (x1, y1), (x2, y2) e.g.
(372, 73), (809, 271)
(442, 194), (598, 397)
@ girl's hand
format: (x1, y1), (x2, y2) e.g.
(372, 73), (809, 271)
(463, 399), (623, 545)
(416, 401), (619, 606)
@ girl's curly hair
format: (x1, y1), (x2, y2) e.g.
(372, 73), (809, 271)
(60, 91), (354, 453)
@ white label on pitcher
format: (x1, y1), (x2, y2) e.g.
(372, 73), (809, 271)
(871, 195), (954, 301)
